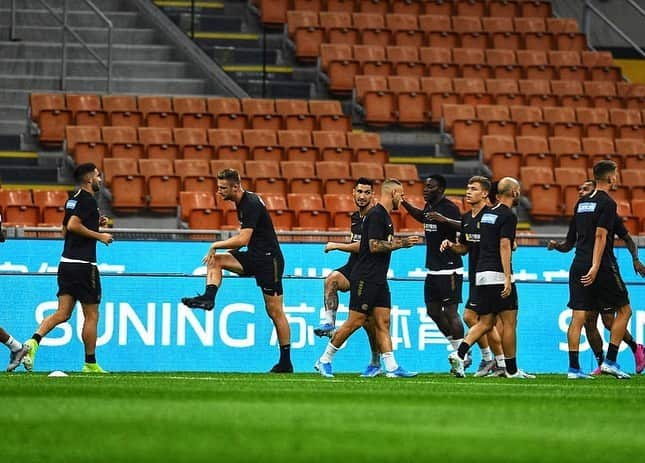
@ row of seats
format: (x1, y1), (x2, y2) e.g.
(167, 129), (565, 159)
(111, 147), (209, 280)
(64, 126), (389, 168)
(262, 0), (554, 25)
(352, 76), (645, 127)
(29, 93), (350, 145)
(102, 159), (419, 212)
(321, 45), (621, 91)
(518, 167), (645, 227)
(290, 12), (585, 59)
(0, 190), (70, 227)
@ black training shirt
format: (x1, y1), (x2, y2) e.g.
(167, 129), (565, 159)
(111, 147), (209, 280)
(237, 191), (281, 256)
(350, 204), (393, 284)
(62, 189), (100, 262)
(476, 203), (517, 274)
(459, 207), (485, 282)
(344, 210), (363, 268)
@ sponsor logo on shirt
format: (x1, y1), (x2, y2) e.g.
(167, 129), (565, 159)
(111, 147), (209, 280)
(464, 233), (480, 242)
(424, 223), (438, 232)
(481, 213), (498, 224)
(577, 202), (597, 213)
(65, 199), (78, 209)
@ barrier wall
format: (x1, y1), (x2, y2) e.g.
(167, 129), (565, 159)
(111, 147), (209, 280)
(1, 240), (643, 373)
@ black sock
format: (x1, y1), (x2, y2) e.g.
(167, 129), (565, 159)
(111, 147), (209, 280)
(85, 354), (96, 364)
(569, 351), (580, 370)
(457, 341), (470, 360)
(606, 343), (619, 362)
(205, 284), (218, 299)
(506, 357), (518, 375)
(593, 350), (604, 367)
(624, 338), (637, 353)
(32, 333), (42, 344)
(279, 344), (291, 364)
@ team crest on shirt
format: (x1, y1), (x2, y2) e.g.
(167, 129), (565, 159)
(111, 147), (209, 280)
(65, 199), (78, 209)
(577, 202), (597, 213)
(481, 213), (498, 224)
(424, 223), (438, 232)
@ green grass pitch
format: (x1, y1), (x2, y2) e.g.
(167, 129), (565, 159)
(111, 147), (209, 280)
(1, 373), (643, 462)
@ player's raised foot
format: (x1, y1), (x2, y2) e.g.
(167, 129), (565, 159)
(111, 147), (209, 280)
(590, 366), (602, 376)
(385, 366), (418, 378)
(505, 369), (536, 379)
(82, 363), (108, 374)
(600, 360), (631, 379)
(181, 294), (214, 311)
(567, 368), (593, 380)
(360, 364), (383, 378)
(489, 365), (507, 377)
(21, 339), (38, 372)
(269, 362), (294, 373)
(634, 344), (645, 374)
(314, 360), (334, 378)
(464, 352), (473, 370)
(448, 352), (465, 378)
(6, 343), (31, 372)
(473, 359), (496, 377)
(313, 323), (335, 338)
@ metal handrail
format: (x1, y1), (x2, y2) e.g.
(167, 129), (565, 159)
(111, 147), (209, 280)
(11, 0), (113, 92)
(582, 0), (645, 59)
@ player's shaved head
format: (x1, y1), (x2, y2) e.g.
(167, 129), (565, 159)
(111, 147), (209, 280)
(497, 177), (520, 197)
(381, 178), (402, 195)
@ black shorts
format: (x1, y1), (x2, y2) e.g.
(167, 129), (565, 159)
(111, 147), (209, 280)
(465, 281), (479, 311)
(333, 262), (354, 281)
(472, 283), (518, 315)
(567, 262), (629, 311)
(424, 273), (463, 306)
(57, 262), (101, 304)
(349, 279), (391, 314)
(230, 250), (284, 296)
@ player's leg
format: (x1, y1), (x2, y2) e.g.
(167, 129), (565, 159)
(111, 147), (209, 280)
(360, 316), (382, 377)
(315, 271), (350, 338)
(600, 311), (642, 370)
(2, 327), (29, 372)
(498, 309), (533, 378)
(584, 311), (604, 374)
(450, 313), (495, 378)
(424, 276), (452, 337)
(80, 303), (107, 373)
(567, 309), (591, 379)
(23, 295), (76, 371)
(464, 309), (495, 376)
(182, 252), (245, 310)
(601, 303), (632, 378)
(264, 292), (293, 373)
(372, 306), (416, 378)
(487, 322), (506, 375)
(316, 309), (366, 378)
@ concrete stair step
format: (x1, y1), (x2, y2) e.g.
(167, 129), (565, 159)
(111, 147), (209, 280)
(237, 79), (313, 98)
(0, 165), (59, 183)
(0, 105), (28, 121)
(0, 120), (28, 136)
(0, 75), (207, 94)
(0, 0), (133, 11)
(0, 41), (177, 60)
(169, 14), (243, 33)
(0, 58), (193, 78)
(0, 9), (140, 28)
(210, 46), (280, 66)
(0, 90), (32, 106)
(3, 26), (159, 44)
(0, 135), (21, 150)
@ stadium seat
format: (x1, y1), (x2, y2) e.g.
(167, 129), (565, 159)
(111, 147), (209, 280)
(353, 44), (391, 77)
(173, 97), (213, 130)
(516, 135), (555, 168)
(243, 129), (284, 162)
(576, 107), (616, 139)
(0, 190), (39, 227)
(387, 76), (427, 126)
(515, 18), (553, 52)
(355, 75), (396, 125)
(102, 94), (142, 128)
(260, 193), (295, 230)
(321, 44), (359, 93)
(529, 183), (563, 220)
(352, 12), (392, 47)
(350, 162), (384, 181)
(488, 0), (520, 17)
(174, 159), (215, 193)
(582, 137), (620, 167)
(102, 126), (143, 160)
(421, 14), (458, 48)
(549, 19), (587, 52)
(483, 135), (521, 180)
(320, 11), (359, 45)
(245, 160), (286, 195)
(552, 80), (590, 109)
(323, 193), (355, 228)
(65, 125), (107, 169)
(277, 99), (316, 132)
(421, 76), (458, 125)
(384, 163), (423, 196)
(391, 0), (423, 15)
(486, 78), (524, 106)
(511, 105), (548, 137)
(549, 136), (587, 169)
(357, 0), (389, 16)
(520, 0), (552, 19)
(484, 17), (521, 51)
(308, 100), (351, 132)
(29, 93), (73, 145)
(584, 81), (622, 110)
(519, 165), (554, 193)
(582, 50), (622, 82)
(138, 96), (179, 129)
(548, 51), (587, 82)
(278, 130), (319, 162)
(442, 104), (483, 155)
(139, 158), (181, 211)
(481, 134), (516, 164)
(287, 11), (324, 61)
(610, 108), (644, 140)
(207, 98), (248, 130)
(33, 190), (69, 225)
(208, 129), (249, 161)
(242, 99), (283, 130)
(313, 130), (353, 163)
(210, 159), (245, 178)
(173, 128), (214, 161)
(616, 138), (645, 170)
(259, 0), (288, 26)
(453, 77), (492, 106)
(477, 104), (515, 137)
(387, 45), (424, 77)
(103, 158), (146, 211)
(66, 94), (107, 127)
(453, 16), (488, 50)
(281, 160), (322, 194)
(616, 200), (639, 235)
(519, 79), (557, 108)
(516, 50), (555, 81)
(424, 0), (453, 15)
(454, 48), (492, 79)
(138, 127), (179, 161)
(419, 47), (458, 78)
(544, 106), (582, 138)
(347, 132), (389, 163)
(386, 13), (424, 47)
(179, 191), (220, 229)
(554, 167), (588, 216)
(316, 160), (354, 194)
(455, 0), (487, 17)
(287, 193), (331, 229)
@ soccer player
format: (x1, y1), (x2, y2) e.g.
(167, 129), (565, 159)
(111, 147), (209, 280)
(315, 179), (420, 378)
(22, 163), (113, 373)
(563, 161), (633, 379)
(440, 176), (506, 377)
(448, 177), (534, 379)
(401, 175), (466, 358)
(181, 168), (293, 373)
(548, 179), (645, 376)
(314, 178), (382, 377)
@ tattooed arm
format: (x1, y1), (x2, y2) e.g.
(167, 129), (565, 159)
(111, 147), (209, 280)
(369, 236), (420, 253)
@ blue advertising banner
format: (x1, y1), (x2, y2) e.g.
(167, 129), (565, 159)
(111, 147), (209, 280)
(1, 240), (643, 374)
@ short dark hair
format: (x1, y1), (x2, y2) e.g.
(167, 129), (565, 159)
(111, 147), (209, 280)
(592, 160), (617, 181)
(216, 168), (241, 184)
(428, 174), (447, 191)
(467, 176), (491, 192)
(74, 163), (97, 183)
(354, 177), (374, 188)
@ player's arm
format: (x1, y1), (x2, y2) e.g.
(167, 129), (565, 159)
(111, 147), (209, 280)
(440, 238), (469, 255)
(369, 236), (418, 253)
(426, 211), (461, 230)
(325, 241), (360, 253)
(500, 237), (513, 297)
(581, 226), (607, 286)
(400, 199), (425, 223)
(548, 217), (576, 252)
(620, 233), (645, 277)
(66, 215), (113, 245)
(210, 228), (253, 251)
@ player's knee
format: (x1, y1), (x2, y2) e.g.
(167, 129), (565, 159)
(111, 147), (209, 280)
(463, 310), (477, 326)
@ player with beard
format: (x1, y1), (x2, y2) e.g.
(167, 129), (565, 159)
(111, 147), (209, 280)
(548, 179), (644, 376)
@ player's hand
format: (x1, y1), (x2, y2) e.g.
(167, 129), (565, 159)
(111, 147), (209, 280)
(99, 216), (110, 227)
(440, 239), (454, 252)
(98, 233), (113, 246)
(324, 242), (337, 253)
(581, 266), (599, 287)
(401, 235), (421, 248)
(501, 277), (512, 298)
(202, 244), (218, 264)
(547, 240), (558, 251)
(633, 259), (645, 278)
(426, 211), (447, 223)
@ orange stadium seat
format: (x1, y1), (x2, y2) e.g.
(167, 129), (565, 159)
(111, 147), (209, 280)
(421, 76), (458, 124)
(103, 158), (146, 211)
(454, 48), (492, 79)
(515, 17), (553, 52)
(520, 0), (552, 18)
(488, 0), (520, 17)
(453, 77), (492, 106)
(355, 75), (396, 125)
(316, 160), (353, 194)
(519, 79), (557, 108)
(276, 99), (316, 132)
(455, 0), (487, 17)
(387, 76), (427, 126)
(0, 190), (39, 226)
(387, 45), (424, 77)
(138, 127), (179, 161)
(484, 17), (521, 51)
(209, 159), (245, 178)
(287, 193), (331, 229)
(347, 132), (389, 163)
(354, 44), (391, 77)
(242, 98), (283, 130)
(102, 94), (142, 128)
(616, 138), (645, 170)
(33, 190), (69, 225)
(576, 107), (616, 139)
(260, 193), (295, 230)
(357, 0), (389, 15)
(511, 105), (548, 137)
(387, 13), (424, 47)
(243, 129), (284, 162)
(442, 103), (483, 155)
(544, 106), (582, 138)
(550, 136), (587, 169)
(174, 159), (214, 193)
(517, 50), (555, 81)
(208, 129), (249, 161)
(516, 135), (555, 168)
(477, 104), (515, 137)
(179, 191), (220, 228)
(353, 12), (392, 47)
(139, 158), (180, 211)
(486, 50), (522, 81)
(313, 130), (353, 163)
(287, 11), (324, 61)
(280, 160), (322, 194)
(453, 16), (488, 50)
(102, 126), (143, 159)
(321, 44), (359, 93)
(66, 94), (107, 127)
(320, 11), (358, 46)
(419, 47), (458, 78)
(582, 137), (620, 167)
(384, 163), (423, 196)
(207, 97), (248, 130)
(519, 165), (554, 193)
(173, 96), (213, 130)
(554, 167), (588, 216)
(245, 160), (287, 195)
(350, 162), (384, 181)
(486, 78), (524, 107)
(278, 130), (319, 163)
(323, 193), (355, 227)
(308, 100), (351, 132)
(30, 93), (72, 145)
(483, 134), (521, 180)
(173, 128), (214, 161)
(65, 125), (107, 169)
(138, 96), (179, 129)
(582, 50), (622, 82)
(610, 109), (644, 139)
(552, 80), (590, 108)
(420, 14), (458, 49)
(548, 50), (587, 82)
